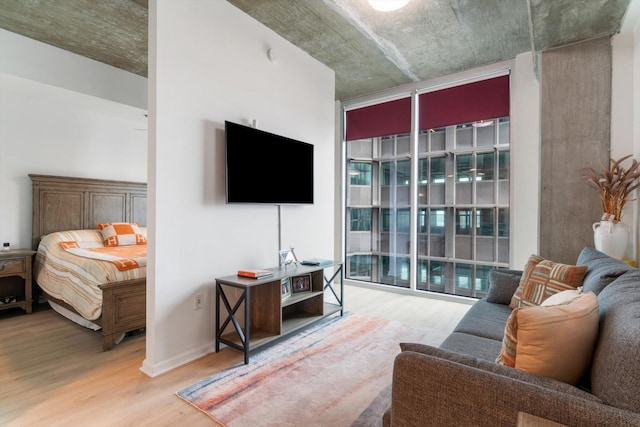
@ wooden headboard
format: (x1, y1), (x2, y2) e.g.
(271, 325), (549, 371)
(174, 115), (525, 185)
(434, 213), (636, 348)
(30, 174), (147, 250)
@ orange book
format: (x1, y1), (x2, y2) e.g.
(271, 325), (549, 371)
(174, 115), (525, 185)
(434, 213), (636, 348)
(237, 269), (274, 279)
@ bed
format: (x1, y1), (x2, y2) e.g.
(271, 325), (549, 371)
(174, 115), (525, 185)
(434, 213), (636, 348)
(30, 174), (147, 350)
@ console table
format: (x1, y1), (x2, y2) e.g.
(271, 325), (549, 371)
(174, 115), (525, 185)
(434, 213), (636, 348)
(215, 261), (343, 364)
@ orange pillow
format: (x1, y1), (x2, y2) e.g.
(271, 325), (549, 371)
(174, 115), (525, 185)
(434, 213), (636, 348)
(497, 292), (599, 384)
(96, 222), (146, 247)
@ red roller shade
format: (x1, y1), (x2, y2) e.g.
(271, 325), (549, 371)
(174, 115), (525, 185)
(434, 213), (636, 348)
(419, 75), (510, 130)
(345, 97), (411, 141)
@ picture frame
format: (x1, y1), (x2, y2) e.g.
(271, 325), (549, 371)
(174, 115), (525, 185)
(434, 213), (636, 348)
(291, 274), (311, 294)
(281, 277), (291, 300)
(279, 248), (299, 266)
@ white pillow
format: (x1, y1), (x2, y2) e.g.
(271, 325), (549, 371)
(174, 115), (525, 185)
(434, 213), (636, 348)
(541, 287), (583, 306)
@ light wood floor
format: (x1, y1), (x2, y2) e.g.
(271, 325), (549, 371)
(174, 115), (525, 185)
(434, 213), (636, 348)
(0, 284), (472, 427)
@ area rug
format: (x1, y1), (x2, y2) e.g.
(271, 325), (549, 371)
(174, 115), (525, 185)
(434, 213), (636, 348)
(177, 312), (448, 427)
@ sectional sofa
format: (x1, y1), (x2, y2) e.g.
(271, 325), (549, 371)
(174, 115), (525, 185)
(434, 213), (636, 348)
(383, 247), (640, 426)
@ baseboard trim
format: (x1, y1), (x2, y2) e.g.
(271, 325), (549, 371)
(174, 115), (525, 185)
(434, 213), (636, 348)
(139, 342), (216, 377)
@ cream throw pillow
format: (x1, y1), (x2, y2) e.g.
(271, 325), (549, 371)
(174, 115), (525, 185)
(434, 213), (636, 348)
(541, 288), (583, 306)
(497, 292), (599, 384)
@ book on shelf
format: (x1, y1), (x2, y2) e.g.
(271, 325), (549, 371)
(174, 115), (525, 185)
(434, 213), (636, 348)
(300, 258), (333, 266)
(237, 269), (274, 279)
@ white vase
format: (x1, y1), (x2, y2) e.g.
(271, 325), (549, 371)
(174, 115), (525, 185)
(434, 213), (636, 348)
(593, 220), (629, 260)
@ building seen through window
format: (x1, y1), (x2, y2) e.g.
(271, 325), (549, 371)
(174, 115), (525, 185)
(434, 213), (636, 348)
(345, 117), (510, 298)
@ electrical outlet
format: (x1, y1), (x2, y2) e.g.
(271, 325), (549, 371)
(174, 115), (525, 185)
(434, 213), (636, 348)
(195, 294), (204, 310)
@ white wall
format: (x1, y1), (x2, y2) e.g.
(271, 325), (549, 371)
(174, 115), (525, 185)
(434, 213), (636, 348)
(612, 0), (640, 262)
(142, 1), (335, 376)
(0, 31), (147, 250)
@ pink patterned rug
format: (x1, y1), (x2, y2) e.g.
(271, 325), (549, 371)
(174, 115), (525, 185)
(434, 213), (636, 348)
(177, 312), (447, 427)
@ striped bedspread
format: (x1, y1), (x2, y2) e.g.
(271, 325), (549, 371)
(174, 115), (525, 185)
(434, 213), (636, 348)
(34, 229), (147, 321)
(59, 241), (146, 271)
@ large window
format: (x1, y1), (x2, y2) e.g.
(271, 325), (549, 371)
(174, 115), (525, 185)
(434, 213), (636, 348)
(344, 75), (510, 298)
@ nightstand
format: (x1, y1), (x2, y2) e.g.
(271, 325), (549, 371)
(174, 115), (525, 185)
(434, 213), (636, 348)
(0, 249), (36, 314)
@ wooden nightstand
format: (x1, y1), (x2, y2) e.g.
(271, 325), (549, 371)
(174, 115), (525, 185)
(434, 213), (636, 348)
(0, 249), (36, 314)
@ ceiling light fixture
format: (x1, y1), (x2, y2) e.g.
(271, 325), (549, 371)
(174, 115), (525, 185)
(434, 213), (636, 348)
(368, 0), (410, 12)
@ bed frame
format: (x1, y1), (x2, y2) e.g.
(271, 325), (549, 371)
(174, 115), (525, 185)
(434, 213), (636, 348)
(30, 174), (147, 350)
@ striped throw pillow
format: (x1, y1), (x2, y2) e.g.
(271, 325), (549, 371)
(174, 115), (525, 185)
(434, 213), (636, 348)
(509, 255), (587, 309)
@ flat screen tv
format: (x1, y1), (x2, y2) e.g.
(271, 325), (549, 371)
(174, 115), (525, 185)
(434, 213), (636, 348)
(225, 120), (314, 204)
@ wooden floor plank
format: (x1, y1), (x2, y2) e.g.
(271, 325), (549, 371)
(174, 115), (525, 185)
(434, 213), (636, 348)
(0, 284), (472, 426)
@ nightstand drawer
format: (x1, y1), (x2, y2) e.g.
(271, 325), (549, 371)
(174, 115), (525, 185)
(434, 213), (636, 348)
(0, 258), (25, 276)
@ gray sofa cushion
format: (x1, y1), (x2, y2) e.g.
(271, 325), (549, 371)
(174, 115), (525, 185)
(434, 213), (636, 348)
(486, 269), (523, 304)
(590, 270), (640, 411)
(577, 246), (633, 295)
(439, 331), (503, 362)
(452, 299), (512, 341)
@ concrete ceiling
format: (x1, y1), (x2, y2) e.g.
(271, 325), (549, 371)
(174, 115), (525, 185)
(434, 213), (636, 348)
(0, 0), (632, 101)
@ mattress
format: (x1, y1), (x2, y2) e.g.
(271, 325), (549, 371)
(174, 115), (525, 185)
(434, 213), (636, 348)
(34, 229), (147, 321)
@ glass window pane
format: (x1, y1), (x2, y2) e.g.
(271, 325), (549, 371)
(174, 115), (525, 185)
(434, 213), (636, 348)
(431, 157), (445, 183)
(431, 128), (446, 151)
(349, 255), (372, 277)
(380, 255), (410, 287)
(418, 158), (428, 183)
(350, 208), (371, 231)
(418, 132), (428, 154)
(418, 208), (428, 233)
(430, 209), (445, 234)
(397, 209), (410, 233)
(397, 135), (410, 156)
(476, 122), (495, 146)
(456, 124), (473, 148)
(380, 162), (392, 186)
(350, 162), (372, 185)
(381, 208), (390, 231)
(397, 160), (410, 185)
(381, 137), (394, 157)
(477, 208), (494, 236)
(347, 139), (374, 158)
(418, 259), (428, 283)
(455, 263), (472, 289)
(476, 152), (494, 181)
(456, 209), (472, 235)
(499, 150), (510, 180)
(456, 154), (472, 182)
(476, 265), (492, 293)
(499, 118), (510, 146)
(499, 208), (509, 237)
(430, 260), (446, 286)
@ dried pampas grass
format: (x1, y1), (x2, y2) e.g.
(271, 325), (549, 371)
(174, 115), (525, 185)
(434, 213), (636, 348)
(579, 155), (640, 223)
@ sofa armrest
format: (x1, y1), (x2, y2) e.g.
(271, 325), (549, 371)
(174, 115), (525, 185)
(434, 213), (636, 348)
(390, 350), (640, 427)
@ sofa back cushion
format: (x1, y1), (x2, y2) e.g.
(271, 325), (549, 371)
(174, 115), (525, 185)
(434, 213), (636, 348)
(576, 246), (633, 295)
(590, 270), (640, 411)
